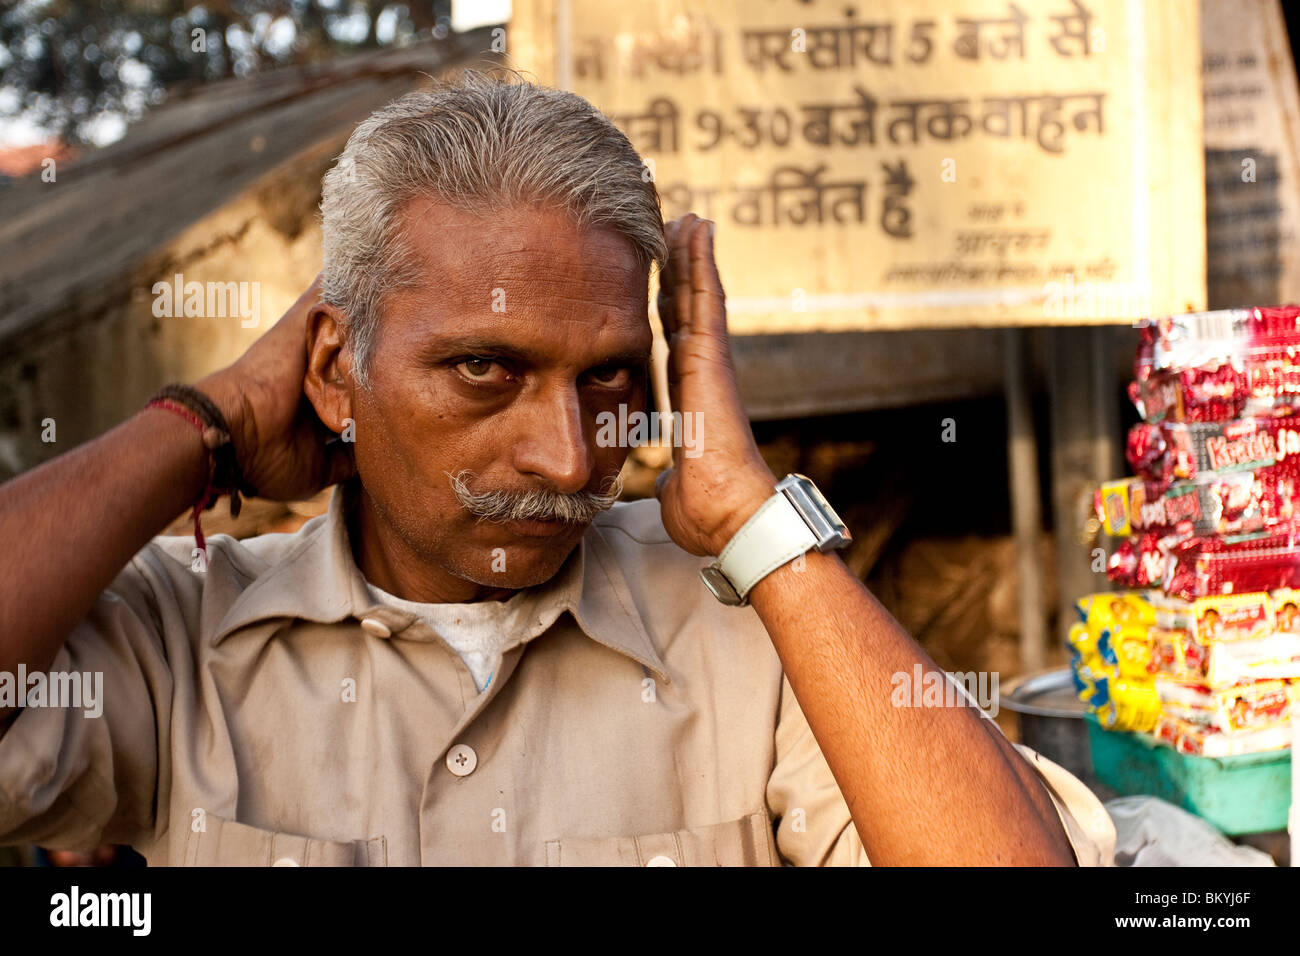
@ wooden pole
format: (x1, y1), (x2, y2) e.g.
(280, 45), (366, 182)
(1004, 328), (1047, 672)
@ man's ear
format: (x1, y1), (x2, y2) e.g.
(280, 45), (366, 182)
(305, 302), (355, 435)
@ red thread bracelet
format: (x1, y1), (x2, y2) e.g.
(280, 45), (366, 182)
(146, 397), (220, 554)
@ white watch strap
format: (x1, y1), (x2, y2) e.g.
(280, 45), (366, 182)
(715, 492), (818, 600)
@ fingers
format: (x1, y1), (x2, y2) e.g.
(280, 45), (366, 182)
(658, 213), (730, 420)
(688, 219), (727, 341)
(667, 214), (701, 337)
(656, 224), (679, 337)
(267, 275), (326, 344)
(297, 275), (325, 318)
(656, 285), (675, 335)
(661, 215), (725, 336)
(659, 215), (694, 413)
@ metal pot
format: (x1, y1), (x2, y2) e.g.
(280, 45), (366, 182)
(1000, 668), (1097, 787)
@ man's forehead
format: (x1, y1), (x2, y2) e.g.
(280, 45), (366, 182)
(395, 197), (648, 301)
(376, 197), (653, 360)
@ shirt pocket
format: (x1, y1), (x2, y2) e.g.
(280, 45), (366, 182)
(545, 811), (779, 866)
(184, 814), (387, 866)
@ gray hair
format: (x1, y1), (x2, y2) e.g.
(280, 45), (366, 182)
(319, 69), (668, 389)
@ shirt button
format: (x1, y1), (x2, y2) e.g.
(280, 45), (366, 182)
(360, 617), (392, 638)
(272, 857), (300, 867)
(645, 855), (677, 867)
(446, 743), (477, 776)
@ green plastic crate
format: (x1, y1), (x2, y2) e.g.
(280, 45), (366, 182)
(1085, 712), (1292, 835)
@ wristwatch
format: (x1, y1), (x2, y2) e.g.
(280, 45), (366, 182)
(699, 474), (852, 606)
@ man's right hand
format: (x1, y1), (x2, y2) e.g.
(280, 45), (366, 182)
(196, 275), (357, 503)
(0, 269), (357, 703)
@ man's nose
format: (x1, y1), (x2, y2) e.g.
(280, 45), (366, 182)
(510, 383), (594, 495)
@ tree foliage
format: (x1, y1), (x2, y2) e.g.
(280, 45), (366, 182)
(0, 1), (451, 144)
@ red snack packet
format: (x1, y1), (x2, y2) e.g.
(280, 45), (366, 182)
(1132, 307), (1300, 423)
(1107, 533), (1169, 589)
(1096, 469), (1297, 539)
(1163, 524), (1300, 600)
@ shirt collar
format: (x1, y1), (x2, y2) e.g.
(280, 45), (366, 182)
(211, 481), (669, 681)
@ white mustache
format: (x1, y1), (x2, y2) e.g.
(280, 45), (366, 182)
(447, 469), (623, 524)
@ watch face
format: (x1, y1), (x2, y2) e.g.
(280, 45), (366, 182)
(779, 474), (852, 550)
(800, 476), (839, 520)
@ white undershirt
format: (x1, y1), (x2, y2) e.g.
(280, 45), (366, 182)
(364, 581), (565, 693)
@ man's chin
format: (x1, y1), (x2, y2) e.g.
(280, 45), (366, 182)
(451, 520), (588, 589)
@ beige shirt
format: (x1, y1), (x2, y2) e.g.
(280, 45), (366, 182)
(0, 481), (1116, 866)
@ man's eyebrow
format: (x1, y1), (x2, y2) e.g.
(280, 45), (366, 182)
(425, 336), (651, 366)
(589, 347), (653, 367)
(426, 336), (533, 361)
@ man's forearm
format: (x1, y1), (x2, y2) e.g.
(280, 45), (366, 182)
(0, 405), (212, 716)
(748, 549), (1076, 866)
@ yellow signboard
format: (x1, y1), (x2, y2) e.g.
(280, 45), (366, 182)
(508, 0), (1205, 331)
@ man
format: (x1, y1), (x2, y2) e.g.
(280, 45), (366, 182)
(0, 71), (1114, 866)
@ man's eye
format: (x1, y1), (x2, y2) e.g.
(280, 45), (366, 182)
(456, 357), (504, 381)
(587, 366), (632, 388)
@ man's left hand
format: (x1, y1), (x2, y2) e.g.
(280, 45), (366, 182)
(653, 214), (777, 558)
